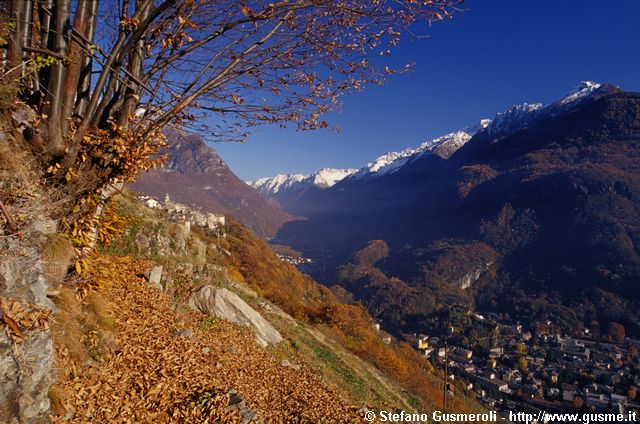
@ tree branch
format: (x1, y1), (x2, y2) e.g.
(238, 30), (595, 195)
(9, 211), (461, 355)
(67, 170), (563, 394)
(0, 200), (18, 234)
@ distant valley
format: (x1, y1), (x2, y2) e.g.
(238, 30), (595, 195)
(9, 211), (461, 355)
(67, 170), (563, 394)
(134, 82), (640, 340)
(250, 82), (640, 337)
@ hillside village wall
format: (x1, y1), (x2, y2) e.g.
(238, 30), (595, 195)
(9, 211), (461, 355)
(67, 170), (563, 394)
(138, 195), (226, 235)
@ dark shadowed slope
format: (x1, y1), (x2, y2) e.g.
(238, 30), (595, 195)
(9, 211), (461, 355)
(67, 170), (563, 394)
(275, 90), (640, 335)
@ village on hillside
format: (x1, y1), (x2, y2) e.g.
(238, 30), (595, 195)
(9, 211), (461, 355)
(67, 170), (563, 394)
(137, 194), (226, 237)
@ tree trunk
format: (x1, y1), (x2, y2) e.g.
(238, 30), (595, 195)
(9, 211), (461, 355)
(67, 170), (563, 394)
(37, 0), (54, 94)
(60, 0), (90, 136)
(45, 0), (70, 157)
(21, 0), (34, 50)
(6, 0), (24, 79)
(118, 0), (150, 129)
(74, 0), (98, 118)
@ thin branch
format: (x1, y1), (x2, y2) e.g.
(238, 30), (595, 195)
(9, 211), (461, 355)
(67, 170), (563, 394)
(0, 200), (18, 234)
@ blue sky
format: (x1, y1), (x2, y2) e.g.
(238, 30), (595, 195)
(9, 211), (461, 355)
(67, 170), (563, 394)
(214, 0), (640, 181)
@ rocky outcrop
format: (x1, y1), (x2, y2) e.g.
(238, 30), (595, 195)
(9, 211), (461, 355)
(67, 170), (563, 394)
(1, 117), (57, 423)
(189, 286), (282, 347)
(0, 227), (56, 423)
(456, 261), (495, 290)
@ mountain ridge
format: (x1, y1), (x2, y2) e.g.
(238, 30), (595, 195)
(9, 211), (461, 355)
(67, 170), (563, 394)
(272, 87), (640, 336)
(253, 81), (618, 202)
(250, 124), (488, 200)
(131, 128), (294, 238)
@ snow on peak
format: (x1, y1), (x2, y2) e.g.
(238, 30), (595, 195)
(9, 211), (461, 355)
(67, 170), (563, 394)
(559, 81), (602, 105)
(353, 125), (483, 180)
(487, 81), (608, 138)
(253, 81), (613, 192)
(465, 119), (492, 135)
(311, 168), (358, 188)
(487, 102), (544, 137)
(359, 149), (415, 177)
(416, 130), (473, 158)
(251, 173), (306, 194)
(250, 168), (357, 195)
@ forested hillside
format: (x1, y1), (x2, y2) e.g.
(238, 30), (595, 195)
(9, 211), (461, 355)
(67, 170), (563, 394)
(274, 89), (640, 336)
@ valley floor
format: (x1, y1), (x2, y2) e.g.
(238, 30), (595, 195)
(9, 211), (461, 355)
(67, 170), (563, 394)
(50, 255), (362, 423)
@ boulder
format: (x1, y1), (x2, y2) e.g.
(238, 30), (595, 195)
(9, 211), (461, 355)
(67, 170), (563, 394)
(148, 265), (163, 289)
(226, 390), (245, 411)
(189, 286), (282, 347)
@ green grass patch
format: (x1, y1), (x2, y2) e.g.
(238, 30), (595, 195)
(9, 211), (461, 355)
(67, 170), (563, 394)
(198, 317), (222, 331)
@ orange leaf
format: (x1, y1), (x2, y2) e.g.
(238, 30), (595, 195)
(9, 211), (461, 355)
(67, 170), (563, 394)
(3, 315), (24, 339)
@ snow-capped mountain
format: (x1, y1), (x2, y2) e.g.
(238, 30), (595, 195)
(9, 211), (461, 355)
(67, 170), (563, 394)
(309, 168), (359, 187)
(487, 81), (608, 137)
(251, 168), (358, 196)
(251, 173), (307, 194)
(253, 123), (489, 197)
(487, 102), (544, 137)
(274, 82), (640, 345)
(254, 81), (616, 199)
(556, 80), (602, 106)
(368, 81), (612, 177)
(351, 121), (491, 180)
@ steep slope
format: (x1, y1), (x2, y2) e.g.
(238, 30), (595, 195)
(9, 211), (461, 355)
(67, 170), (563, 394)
(80, 194), (485, 415)
(266, 82), (615, 216)
(274, 86), (640, 335)
(1, 109), (57, 423)
(50, 256), (362, 423)
(131, 128), (294, 238)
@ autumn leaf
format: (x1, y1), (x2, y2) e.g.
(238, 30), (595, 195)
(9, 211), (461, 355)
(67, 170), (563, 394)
(3, 315), (24, 339)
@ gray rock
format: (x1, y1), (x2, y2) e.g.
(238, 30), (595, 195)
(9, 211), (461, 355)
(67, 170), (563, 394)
(0, 325), (54, 423)
(172, 329), (193, 339)
(11, 107), (36, 129)
(31, 217), (57, 236)
(240, 406), (260, 424)
(226, 390), (245, 411)
(0, 112), (56, 423)
(260, 302), (272, 312)
(189, 286), (282, 347)
(0, 251), (54, 311)
(280, 359), (301, 370)
(0, 234), (56, 423)
(148, 265), (163, 289)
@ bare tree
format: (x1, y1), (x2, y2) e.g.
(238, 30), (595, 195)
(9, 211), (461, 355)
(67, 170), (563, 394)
(1, 0), (462, 229)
